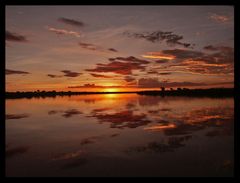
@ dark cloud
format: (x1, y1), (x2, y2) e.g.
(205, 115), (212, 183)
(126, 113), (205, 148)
(58, 17), (85, 27)
(88, 110), (151, 129)
(61, 70), (82, 77)
(124, 76), (136, 82)
(155, 59), (169, 64)
(90, 73), (113, 78)
(153, 46), (234, 75)
(86, 61), (146, 75)
(47, 74), (62, 78)
(68, 84), (134, 89)
(109, 56), (150, 64)
(79, 42), (99, 51)
(6, 69), (30, 75)
(108, 48), (118, 52)
(159, 72), (172, 75)
(124, 31), (194, 48)
(6, 113), (29, 120)
(138, 78), (206, 88)
(6, 31), (27, 42)
(161, 49), (205, 59)
(79, 42), (118, 53)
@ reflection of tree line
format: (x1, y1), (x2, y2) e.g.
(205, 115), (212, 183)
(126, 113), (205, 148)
(6, 88), (233, 99)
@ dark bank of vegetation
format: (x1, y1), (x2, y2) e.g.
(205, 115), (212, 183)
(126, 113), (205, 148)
(5, 90), (136, 99)
(5, 88), (233, 99)
(137, 88), (234, 98)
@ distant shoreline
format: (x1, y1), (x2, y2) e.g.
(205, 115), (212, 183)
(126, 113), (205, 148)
(5, 88), (234, 99)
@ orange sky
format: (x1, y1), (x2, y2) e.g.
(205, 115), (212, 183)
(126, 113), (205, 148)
(6, 6), (234, 92)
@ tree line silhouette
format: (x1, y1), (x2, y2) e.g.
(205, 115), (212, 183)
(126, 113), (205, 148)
(6, 88), (233, 99)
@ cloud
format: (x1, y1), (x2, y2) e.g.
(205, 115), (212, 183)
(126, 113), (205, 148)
(150, 46), (234, 75)
(58, 17), (85, 27)
(159, 72), (172, 75)
(47, 26), (81, 38)
(155, 59), (170, 64)
(138, 78), (233, 88)
(47, 74), (62, 78)
(79, 42), (100, 51)
(124, 31), (194, 48)
(6, 69), (30, 75)
(68, 83), (134, 89)
(86, 61), (147, 75)
(108, 48), (118, 52)
(6, 31), (27, 42)
(90, 73), (113, 78)
(138, 78), (206, 88)
(109, 56), (150, 64)
(79, 42), (118, 53)
(61, 70), (82, 77)
(6, 113), (29, 120)
(209, 13), (231, 23)
(124, 76), (136, 82)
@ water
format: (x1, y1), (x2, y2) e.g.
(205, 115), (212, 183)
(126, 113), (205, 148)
(6, 94), (234, 177)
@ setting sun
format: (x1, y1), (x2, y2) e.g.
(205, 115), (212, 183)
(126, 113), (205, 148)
(103, 88), (119, 92)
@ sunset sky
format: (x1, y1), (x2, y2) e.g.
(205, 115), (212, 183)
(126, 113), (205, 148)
(6, 6), (234, 92)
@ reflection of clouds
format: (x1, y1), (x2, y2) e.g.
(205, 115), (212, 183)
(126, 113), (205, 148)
(6, 146), (29, 158)
(61, 158), (88, 169)
(51, 150), (88, 170)
(62, 109), (82, 118)
(144, 124), (176, 131)
(138, 96), (162, 106)
(6, 113), (29, 120)
(92, 107), (110, 113)
(52, 150), (84, 161)
(88, 110), (151, 129)
(125, 103), (136, 109)
(163, 107), (234, 137)
(83, 98), (97, 104)
(47, 109), (83, 118)
(148, 108), (171, 114)
(126, 135), (192, 154)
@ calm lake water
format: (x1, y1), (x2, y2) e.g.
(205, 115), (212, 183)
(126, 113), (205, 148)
(6, 94), (234, 177)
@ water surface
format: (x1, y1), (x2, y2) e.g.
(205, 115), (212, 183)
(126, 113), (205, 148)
(6, 94), (234, 177)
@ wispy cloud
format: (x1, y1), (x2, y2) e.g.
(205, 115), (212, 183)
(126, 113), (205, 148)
(209, 13), (232, 23)
(6, 113), (30, 120)
(79, 42), (118, 53)
(68, 83), (134, 89)
(61, 70), (82, 77)
(58, 17), (85, 27)
(86, 61), (146, 75)
(6, 69), (30, 75)
(47, 70), (82, 78)
(108, 48), (118, 52)
(47, 26), (81, 38)
(90, 73), (113, 78)
(124, 30), (194, 48)
(47, 74), (62, 78)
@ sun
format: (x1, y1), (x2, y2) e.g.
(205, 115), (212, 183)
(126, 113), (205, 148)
(104, 88), (119, 92)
